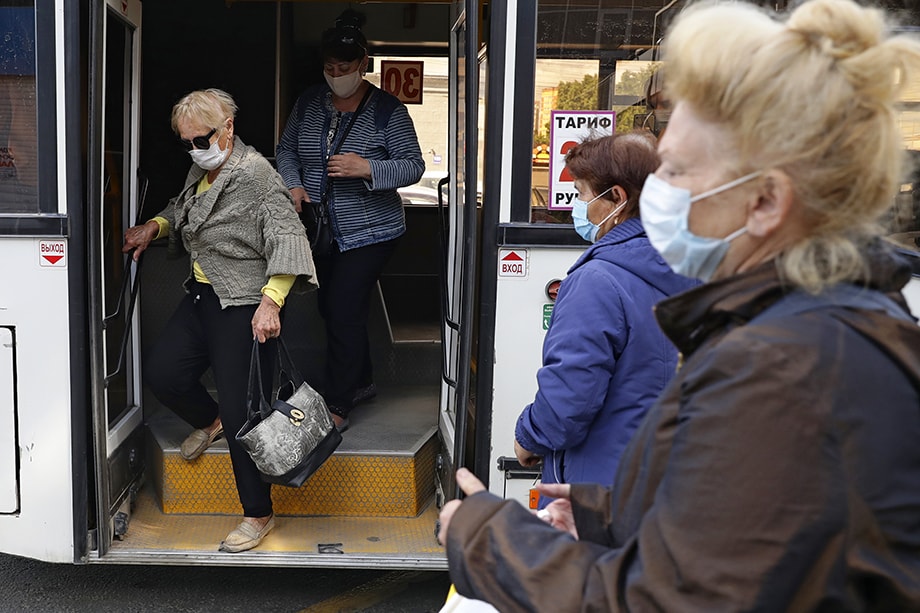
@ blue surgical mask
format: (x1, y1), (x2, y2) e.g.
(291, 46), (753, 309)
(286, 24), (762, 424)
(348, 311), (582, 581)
(639, 171), (761, 281)
(572, 187), (627, 243)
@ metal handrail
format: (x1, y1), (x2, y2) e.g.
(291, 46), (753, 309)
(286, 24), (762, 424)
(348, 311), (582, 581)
(104, 172), (148, 385)
(436, 174), (458, 388)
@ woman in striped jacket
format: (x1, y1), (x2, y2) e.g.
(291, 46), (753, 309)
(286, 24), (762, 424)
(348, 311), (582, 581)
(276, 9), (424, 432)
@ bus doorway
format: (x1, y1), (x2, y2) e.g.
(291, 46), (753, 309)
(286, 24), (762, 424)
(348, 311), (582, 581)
(89, 0), (472, 568)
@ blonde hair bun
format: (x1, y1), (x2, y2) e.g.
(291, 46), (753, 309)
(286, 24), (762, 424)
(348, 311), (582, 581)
(662, 0), (920, 292)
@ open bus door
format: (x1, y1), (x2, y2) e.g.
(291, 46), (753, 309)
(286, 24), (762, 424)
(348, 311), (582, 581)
(436, 1), (479, 509)
(86, 0), (145, 558)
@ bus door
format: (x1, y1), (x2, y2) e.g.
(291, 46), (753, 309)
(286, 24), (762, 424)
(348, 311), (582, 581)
(437, 0), (484, 504)
(86, 0), (144, 557)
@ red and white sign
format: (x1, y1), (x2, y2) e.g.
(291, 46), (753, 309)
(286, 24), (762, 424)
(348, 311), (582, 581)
(548, 110), (616, 210)
(498, 249), (527, 278)
(380, 60), (424, 105)
(39, 240), (66, 267)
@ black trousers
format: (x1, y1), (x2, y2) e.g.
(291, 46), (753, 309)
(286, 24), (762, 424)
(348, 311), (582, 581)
(315, 237), (398, 415)
(144, 282), (275, 518)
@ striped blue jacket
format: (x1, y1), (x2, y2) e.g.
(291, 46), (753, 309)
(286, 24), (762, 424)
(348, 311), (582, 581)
(276, 84), (425, 251)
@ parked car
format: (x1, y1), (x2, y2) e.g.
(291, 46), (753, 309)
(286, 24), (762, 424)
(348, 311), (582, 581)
(398, 185), (441, 206)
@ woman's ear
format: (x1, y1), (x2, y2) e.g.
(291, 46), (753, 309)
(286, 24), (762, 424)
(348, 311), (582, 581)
(611, 185), (629, 206)
(748, 170), (796, 238)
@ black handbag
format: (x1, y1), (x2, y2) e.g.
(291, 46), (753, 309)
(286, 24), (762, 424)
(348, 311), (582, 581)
(299, 87), (373, 258)
(300, 194), (334, 258)
(236, 338), (342, 488)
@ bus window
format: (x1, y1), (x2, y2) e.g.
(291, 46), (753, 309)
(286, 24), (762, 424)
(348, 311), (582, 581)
(528, 2), (660, 224)
(0, 3), (37, 214)
(366, 55), (449, 203)
(886, 77), (920, 256)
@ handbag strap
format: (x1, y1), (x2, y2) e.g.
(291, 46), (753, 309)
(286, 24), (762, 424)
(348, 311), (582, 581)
(327, 86), (374, 160)
(246, 339), (273, 419)
(248, 337), (308, 419)
(322, 86), (374, 193)
(276, 336), (306, 389)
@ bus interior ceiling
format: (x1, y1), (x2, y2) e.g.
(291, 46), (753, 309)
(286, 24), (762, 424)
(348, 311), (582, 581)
(125, 0), (450, 557)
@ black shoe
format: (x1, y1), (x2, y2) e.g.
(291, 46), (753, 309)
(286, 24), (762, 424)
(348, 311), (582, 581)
(352, 383), (377, 406)
(327, 404), (350, 433)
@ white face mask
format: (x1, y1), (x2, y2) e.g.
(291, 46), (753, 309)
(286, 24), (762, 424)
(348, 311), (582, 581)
(188, 130), (230, 171)
(639, 171), (761, 281)
(325, 69), (364, 98)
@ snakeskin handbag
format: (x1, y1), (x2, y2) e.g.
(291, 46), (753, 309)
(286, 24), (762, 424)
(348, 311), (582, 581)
(236, 338), (342, 488)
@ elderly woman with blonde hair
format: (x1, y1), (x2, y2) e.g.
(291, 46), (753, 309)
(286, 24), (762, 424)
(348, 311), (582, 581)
(123, 88), (317, 553)
(437, 1), (920, 610)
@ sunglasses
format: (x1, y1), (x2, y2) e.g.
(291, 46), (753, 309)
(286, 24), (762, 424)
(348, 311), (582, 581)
(179, 127), (217, 151)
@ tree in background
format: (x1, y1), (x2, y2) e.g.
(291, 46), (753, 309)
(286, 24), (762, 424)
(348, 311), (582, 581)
(556, 74), (598, 110)
(535, 74), (599, 141)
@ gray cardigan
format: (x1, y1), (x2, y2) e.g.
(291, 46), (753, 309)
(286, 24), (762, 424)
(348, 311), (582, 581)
(158, 136), (317, 308)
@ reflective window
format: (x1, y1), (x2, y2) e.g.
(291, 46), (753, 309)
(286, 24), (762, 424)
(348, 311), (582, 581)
(529, 0), (920, 257)
(888, 19), (920, 254)
(531, 1), (660, 223)
(0, 2), (37, 214)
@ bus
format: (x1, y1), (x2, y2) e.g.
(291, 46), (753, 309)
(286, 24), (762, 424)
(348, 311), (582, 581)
(0, 0), (918, 568)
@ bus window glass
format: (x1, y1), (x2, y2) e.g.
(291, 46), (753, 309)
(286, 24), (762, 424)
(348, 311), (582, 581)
(0, 2), (38, 214)
(888, 46), (920, 254)
(531, 1), (659, 224)
(367, 55), (449, 205)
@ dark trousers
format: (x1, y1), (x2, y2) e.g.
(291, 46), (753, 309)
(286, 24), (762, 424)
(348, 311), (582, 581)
(144, 282), (275, 518)
(315, 238), (398, 415)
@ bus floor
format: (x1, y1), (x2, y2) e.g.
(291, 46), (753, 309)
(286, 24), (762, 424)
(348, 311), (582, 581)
(99, 384), (447, 568)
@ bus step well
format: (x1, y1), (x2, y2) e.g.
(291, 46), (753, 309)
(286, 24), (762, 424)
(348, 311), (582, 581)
(146, 385), (438, 518)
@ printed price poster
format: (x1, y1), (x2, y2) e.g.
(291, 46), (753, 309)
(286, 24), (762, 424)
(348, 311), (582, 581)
(548, 110), (615, 210)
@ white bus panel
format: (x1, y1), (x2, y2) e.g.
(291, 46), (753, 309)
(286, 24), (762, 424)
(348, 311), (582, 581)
(490, 246), (582, 502)
(0, 239), (74, 561)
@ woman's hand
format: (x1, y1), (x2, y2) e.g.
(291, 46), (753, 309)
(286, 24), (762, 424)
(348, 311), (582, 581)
(514, 439), (541, 467)
(437, 468), (486, 546)
(122, 220), (159, 262)
(289, 187), (310, 213)
(327, 153), (372, 180)
(535, 483), (578, 539)
(252, 295), (281, 343)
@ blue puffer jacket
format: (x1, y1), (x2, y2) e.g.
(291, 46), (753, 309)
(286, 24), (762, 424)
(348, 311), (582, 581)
(515, 217), (698, 507)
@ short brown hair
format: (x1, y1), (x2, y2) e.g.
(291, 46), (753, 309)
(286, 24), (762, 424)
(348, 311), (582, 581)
(563, 130), (659, 219)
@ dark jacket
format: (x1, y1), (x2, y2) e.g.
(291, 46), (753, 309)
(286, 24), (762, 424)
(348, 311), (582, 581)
(515, 218), (698, 503)
(447, 246), (920, 612)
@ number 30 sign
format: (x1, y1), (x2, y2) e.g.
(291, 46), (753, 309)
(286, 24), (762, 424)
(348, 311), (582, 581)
(380, 60), (424, 104)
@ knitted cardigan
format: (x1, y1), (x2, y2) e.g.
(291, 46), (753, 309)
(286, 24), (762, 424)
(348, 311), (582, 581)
(157, 136), (318, 308)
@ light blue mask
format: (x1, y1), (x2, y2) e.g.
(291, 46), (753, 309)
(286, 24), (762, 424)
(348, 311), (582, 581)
(571, 187), (626, 243)
(639, 171), (761, 281)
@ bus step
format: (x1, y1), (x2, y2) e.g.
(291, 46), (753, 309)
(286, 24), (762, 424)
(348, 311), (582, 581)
(146, 385), (439, 518)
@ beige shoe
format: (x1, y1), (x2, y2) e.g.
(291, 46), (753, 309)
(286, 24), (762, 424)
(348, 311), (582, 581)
(218, 516), (275, 553)
(179, 425), (224, 461)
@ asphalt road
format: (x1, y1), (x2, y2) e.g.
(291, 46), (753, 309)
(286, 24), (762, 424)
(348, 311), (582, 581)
(0, 553), (452, 612)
